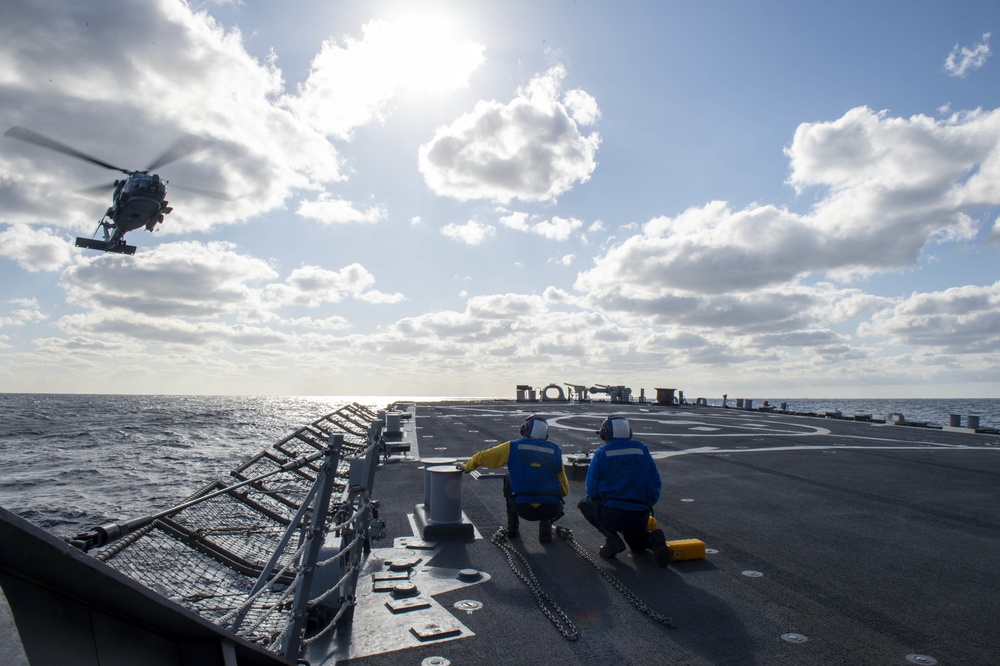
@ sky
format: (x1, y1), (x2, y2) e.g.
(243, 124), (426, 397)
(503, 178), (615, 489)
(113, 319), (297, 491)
(0, 0), (998, 399)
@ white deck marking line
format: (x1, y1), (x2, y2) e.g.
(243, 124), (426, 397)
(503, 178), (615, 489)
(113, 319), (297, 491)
(652, 444), (998, 459)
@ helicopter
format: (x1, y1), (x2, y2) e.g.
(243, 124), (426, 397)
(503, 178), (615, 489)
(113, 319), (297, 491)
(3, 125), (228, 255)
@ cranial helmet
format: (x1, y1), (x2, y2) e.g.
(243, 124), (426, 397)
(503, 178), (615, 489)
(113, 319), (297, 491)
(520, 416), (549, 440)
(597, 416), (632, 441)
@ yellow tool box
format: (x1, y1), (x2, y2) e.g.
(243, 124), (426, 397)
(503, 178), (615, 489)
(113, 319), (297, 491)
(666, 538), (706, 562)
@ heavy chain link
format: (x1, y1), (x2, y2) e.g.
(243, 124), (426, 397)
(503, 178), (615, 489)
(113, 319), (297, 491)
(490, 527), (580, 641)
(555, 527), (676, 629)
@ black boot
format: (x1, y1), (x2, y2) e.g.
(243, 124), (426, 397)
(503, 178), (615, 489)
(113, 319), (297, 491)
(507, 514), (520, 538)
(648, 528), (670, 568)
(539, 519), (553, 543)
(599, 533), (626, 558)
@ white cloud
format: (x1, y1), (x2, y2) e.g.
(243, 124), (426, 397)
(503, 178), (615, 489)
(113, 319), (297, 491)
(575, 106), (999, 303)
(859, 282), (1000, 352)
(285, 315), (351, 330)
(499, 211), (583, 241)
(944, 33), (991, 78)
(0, 225), (74, 271)
(0, 0), (344, 236)
(499, 211), (531, 232)
(563, 88), (601, 125)
(296, 193), (387, 224)
(533, 215), (584, 241)
(440, 220), (495, 245)
(265, 263), (402, 307)
(418, 65), (601, 203)
(57, 310), (292, 348)
(0, 297), (45, 327)
(988, 216), (1000, 246)
(358, 289), (405, 305)
(61, 241), (277, 316)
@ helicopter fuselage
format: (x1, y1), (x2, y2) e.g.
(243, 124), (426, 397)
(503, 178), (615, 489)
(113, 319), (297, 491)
(109, 172), (171, 235)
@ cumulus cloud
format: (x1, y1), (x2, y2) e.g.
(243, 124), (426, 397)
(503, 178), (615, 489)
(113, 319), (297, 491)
(944, 33), (992, 78)
(265, 263), (403, 307)
(285, 315), (351, 330)
(986, 216), (1000, 246)
(296, 193), (387, 224)
(0, 297), (45, 327)
(859, 282), (1000, 353)
(0, 0), (355, 236)
(61, 241), (277, 317)
(418, 65), (601, 203)
(441, 220), (495, 245)
(533, 216), (584, 241)
(52, 242), (402, 359)
(576, 106), (1000, 319)
(58, 310), (292, 348)
(0, 225), (74, 271)
(499, 211), (583, 240)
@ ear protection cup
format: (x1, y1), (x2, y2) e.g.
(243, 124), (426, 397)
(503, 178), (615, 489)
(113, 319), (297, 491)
(520, 416), (548, 439)
(597, 416), (631, 441)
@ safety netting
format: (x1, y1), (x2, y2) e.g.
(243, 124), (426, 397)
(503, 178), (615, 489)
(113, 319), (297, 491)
(94, 402), (379, 649)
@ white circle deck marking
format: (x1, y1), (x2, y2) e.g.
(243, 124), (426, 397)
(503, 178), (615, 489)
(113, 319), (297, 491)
(780, 632), (808, 644)
(440, 407), (997, 458)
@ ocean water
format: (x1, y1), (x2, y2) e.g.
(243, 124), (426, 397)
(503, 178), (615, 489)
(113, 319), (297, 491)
(1, 393), (996, 539)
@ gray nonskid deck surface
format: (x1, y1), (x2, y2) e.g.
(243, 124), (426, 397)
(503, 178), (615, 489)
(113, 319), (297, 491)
(320, 401), (1000, 666)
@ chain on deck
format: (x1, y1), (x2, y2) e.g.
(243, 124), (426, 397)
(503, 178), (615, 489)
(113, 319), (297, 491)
(491, 525), (676, 641)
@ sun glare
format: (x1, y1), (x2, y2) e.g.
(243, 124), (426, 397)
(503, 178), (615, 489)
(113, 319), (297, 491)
(368, 13), (485, 93)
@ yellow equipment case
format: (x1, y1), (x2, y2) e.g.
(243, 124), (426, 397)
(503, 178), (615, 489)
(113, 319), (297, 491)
(666, 538), (706, 562)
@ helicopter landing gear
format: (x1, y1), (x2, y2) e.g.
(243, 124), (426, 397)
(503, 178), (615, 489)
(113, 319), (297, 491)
(74, 218), (136, 255)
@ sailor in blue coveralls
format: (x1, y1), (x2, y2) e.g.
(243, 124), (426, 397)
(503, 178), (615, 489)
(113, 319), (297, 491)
(463, 416), (568, 543)
(578, 416), (670, 567)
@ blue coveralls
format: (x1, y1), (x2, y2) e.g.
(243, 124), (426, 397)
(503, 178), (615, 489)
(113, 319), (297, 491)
(578, 437), (662, 550)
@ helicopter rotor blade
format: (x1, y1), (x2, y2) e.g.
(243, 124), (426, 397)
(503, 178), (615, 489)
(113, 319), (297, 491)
(76, 182), (118, 198)
(3, 126), (132, 174)
(145, 134), (211, 172)
(168, 183), (233, 201)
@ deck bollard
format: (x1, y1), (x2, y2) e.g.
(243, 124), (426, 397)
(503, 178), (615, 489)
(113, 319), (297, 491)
(427, 466), (463, 524)
(385, 411), (402, 436)
(414, 461), (475, 539)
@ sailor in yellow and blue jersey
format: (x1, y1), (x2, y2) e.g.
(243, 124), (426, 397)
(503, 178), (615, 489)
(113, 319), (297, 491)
(578, 416), (670, 567)
(463, 416), (569, 543)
